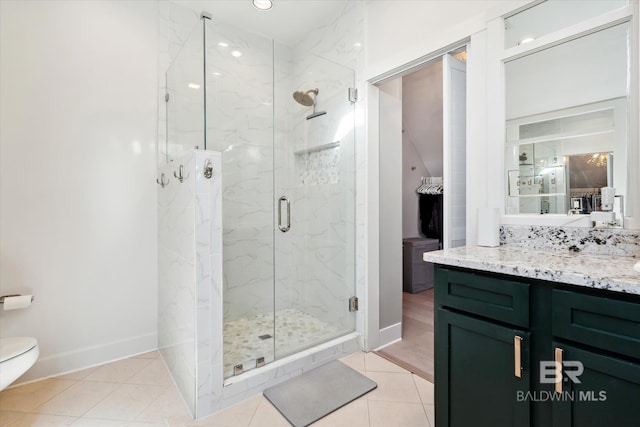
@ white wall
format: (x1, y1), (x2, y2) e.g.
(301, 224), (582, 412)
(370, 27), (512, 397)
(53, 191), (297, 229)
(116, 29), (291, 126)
(365, 0), (528, 79)
(402, 61), (444, 177)
(0, 0), (159, 382)
(401, 61), (444, 239)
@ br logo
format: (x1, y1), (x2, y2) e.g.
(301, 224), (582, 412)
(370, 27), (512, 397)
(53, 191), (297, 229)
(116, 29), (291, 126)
(540, 361), (584, 384)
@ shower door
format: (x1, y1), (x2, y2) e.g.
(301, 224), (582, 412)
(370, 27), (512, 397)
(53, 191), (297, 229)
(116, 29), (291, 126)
(273, 49), (357, 360)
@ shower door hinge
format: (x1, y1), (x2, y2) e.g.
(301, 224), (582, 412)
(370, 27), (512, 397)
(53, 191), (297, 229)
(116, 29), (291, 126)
(165, 93), (169, 102)
(349, 296), (359, 312)
(348, 88), (358, 103)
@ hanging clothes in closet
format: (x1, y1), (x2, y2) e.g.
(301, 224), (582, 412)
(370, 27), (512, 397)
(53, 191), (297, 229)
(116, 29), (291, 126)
(417, 177), (443, 248)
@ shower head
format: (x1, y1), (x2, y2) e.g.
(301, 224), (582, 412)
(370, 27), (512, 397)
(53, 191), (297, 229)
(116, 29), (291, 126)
(292, 88), (319, 107)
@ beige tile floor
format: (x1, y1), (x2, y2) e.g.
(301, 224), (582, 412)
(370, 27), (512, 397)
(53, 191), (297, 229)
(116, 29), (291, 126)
(0, 351), (434, 427)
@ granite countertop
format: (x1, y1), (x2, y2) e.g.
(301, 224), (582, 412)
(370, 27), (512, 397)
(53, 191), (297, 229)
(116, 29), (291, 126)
(423, 245), (640, 295)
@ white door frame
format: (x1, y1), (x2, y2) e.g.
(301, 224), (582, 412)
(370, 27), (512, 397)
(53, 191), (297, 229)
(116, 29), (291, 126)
(442, 52), (468, 250)
(364, 40), (470, 351)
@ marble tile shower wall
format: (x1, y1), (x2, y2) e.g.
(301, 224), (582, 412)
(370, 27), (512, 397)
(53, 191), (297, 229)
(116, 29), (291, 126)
(292, 1), (363, 74)
(157, 152), (197, 415)
(195, 151), (224, 418)
(500, 225), (640, 257)
(158, 150), (224, 419)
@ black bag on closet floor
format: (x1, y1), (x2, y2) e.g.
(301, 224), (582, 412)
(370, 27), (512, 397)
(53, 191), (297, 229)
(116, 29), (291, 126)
(419, 194), (443, 248)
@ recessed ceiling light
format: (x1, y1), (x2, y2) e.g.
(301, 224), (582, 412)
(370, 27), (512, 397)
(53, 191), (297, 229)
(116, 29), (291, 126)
(188, 83), (200, 89)
(252, 0), (273, 11)
(231, 50), (242, 58)
(353, 42), (362, 48)
(218, 42), (229, 47)
(212, 72), (221, 76)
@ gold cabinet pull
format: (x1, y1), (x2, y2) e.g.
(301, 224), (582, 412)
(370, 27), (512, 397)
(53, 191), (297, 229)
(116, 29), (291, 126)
(514, 336), (522, 378)
(555, 347), (564, 393)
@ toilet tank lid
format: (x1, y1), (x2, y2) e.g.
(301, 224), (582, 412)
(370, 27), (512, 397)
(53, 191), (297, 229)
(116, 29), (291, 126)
(0, 337), (37, 362)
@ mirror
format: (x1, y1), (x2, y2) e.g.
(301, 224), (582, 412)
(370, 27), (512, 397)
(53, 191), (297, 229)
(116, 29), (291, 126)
(504, 21), (630, 219)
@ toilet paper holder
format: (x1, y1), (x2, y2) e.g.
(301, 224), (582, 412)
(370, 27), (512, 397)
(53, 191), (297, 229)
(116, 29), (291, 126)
(0, 294), (35, 304)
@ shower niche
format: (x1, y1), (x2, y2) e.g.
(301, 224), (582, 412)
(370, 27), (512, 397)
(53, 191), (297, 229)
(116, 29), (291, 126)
(158, 12), (358, 419)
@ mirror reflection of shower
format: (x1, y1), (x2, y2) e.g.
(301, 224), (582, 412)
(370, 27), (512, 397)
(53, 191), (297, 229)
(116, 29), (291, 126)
(292, 88), (326, 120)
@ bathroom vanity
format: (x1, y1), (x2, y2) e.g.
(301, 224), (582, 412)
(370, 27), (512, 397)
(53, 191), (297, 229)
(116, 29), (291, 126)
(424, 246), (640, 427)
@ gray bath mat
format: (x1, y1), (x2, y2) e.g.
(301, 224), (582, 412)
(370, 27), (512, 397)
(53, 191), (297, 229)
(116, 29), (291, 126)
(263, 360), (377, 427)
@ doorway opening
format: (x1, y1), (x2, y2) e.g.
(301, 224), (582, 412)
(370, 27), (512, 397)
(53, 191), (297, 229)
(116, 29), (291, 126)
(375, 47), (467, 381)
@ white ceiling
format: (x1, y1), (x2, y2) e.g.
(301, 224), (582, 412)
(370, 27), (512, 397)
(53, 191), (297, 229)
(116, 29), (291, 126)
(173, 0), (348, 47)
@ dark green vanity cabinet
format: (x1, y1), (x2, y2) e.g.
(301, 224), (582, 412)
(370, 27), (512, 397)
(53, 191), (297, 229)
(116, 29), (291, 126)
(434, 266), (640, 427)
(550, 290), (640, 427)
(550, 343), (640, 427)
(436, 309), (531, 426)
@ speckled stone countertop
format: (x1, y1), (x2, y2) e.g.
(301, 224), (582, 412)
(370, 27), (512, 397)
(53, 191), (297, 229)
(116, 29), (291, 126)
(423, 246), (640, 296)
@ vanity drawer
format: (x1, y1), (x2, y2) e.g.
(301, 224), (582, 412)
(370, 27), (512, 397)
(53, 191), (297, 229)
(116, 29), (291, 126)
(552, 289), (640, 360)
(435, 268), (530, 328)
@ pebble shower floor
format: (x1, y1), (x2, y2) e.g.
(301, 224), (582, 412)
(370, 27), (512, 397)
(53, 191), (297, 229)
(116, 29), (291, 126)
(223, 308), (342, 378)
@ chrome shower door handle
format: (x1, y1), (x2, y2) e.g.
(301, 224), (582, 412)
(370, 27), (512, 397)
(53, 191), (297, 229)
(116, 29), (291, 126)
(278, 196), (291, 232)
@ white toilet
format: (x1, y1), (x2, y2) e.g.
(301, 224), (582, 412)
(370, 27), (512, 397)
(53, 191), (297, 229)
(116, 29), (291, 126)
(0, 337), (39, 391)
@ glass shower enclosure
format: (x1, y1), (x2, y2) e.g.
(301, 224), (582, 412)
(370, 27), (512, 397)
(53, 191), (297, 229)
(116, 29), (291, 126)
(159, 13), (356, 417)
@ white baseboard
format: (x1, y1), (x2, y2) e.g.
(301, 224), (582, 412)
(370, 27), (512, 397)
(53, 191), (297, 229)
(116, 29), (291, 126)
(13, 332), (158, 386)
(375, 322), (402, 350)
